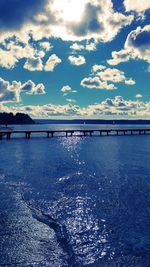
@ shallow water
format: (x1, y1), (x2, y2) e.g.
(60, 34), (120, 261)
(0, 125), (150, 266)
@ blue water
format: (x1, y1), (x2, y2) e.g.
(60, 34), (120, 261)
(0, 124), (150, 266)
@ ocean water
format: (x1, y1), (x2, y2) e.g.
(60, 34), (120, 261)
(0, 124), (150, 266)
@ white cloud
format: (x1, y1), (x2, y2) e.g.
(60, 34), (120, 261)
(68, 55), (86, 66)
(24, 57), (43, 71)
(0, 78), (21, 103)
(45, 54), (62, 71)
(61, 85), (72, 93)
(92, 65), (106, 72)
(0, 42), (35, 69)
(0, 49), (18, 69)
(85, 42), (96, 51)
(0, 0), (135, 72)
(70, 43), (85, 51)
(0, 39), (46, 69)
(124, 0), (150, 13)
(61, 85), (77, 96)
(66, 98), (76, 103)
(70, 42), (96, 51)
(2, 96), (150, 118)
(96, 67), (136, 84)
(108, 25), (150, 65)
(23, 53), (62, 72)
(81, 77), (117, 90)
(0, 77), (45, 103)
(39, 41), (53, 51)
(125, 79), (136, 85)
(107, 49), (130, 66)
(0, 0), (134, 48)
(21, 80), (45, 95)
(136, 94), (143, 98)
(81, 65), (135, 90)
(48, 0), (133, 42)
(0, 37), (62, 72)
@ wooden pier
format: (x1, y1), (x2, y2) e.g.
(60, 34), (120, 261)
(0, 128), (150, 140)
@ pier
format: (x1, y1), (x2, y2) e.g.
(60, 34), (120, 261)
(0, 128), (150, 140)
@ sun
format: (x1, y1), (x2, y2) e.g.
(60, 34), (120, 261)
(52, 0), (87, 23)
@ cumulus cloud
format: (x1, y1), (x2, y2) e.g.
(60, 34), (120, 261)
(2, 96), (150, 118)
(3, 103), (81, 118)
(0, 0), (135, 72)
(0, 49), (18, 69)
(0, 39), (48, 69)
(70, 43), (85, 51)
(70, 42), (96, 51)
(136, 94), (143, 98)
(124, 0), (150, 13)
(39, 41), (53, 51)
(108, 25), (150, 65)
(0, 38), (62, 71)
(0, 77), (45, 103)
(24, 57), (43, 71)
(65, 0), (133, 42)
(81, 65), (135, 90)
(81, 77), (117, 90)
(61, 85), (72, 93)
(21, 80), (45, 95)
(85, 42), (96, 51)
(0, 42), (36, 69)
(0, 78), (21, 103)
(0, 0), (133, 45)
(23, 54), (62, 72)
(107, 49), (130, 66)
(61, 85), (77, 96)
(92, 65), (106, 72)
(96, 67), (136, 84)
(84, 96), (149, 117)
(125, 79), (136, 85)
(45, 54), (62, 71)
(68, 55), (86, 66)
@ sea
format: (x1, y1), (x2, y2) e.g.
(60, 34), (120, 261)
(0, 124), (150, 267)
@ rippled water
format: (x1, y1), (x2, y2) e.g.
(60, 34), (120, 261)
(0, 124), (150, 266)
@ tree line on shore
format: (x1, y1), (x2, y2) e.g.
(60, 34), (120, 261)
(0, 112), (35, 125)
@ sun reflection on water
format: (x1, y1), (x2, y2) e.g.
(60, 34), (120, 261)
(60, 136), (81, 152)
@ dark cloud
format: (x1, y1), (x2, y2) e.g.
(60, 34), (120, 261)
(0, 0), (48, 31)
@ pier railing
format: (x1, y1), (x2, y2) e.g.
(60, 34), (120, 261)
(0, 128), (150, 140)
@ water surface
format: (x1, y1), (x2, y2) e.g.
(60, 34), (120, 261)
(0, 124), (150, 266)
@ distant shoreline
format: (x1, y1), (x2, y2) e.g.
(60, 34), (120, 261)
(35, 119), (150, 125)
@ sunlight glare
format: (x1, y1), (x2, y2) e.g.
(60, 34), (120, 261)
(52, 0), (87, 22)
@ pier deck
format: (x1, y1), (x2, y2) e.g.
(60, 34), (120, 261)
(0, 128), (150, 140)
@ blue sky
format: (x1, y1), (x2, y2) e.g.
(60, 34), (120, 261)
(0, 0), (150, 119)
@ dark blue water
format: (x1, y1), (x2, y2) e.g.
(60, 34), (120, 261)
(0, 125), (150, 266)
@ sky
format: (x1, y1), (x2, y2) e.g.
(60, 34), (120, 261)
(0, 0), (150, 119)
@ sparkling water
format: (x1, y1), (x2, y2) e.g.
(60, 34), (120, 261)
(0, 124), (150, 266)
